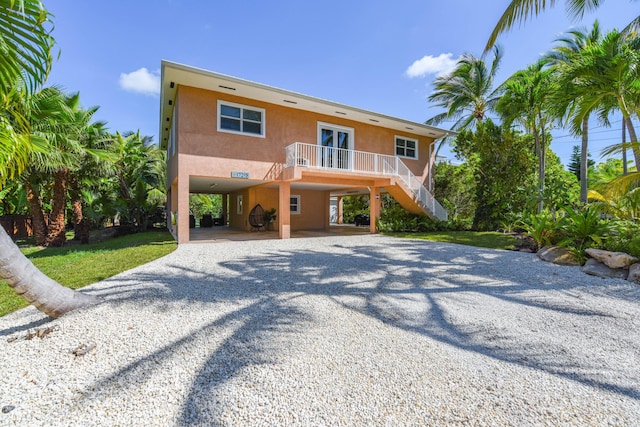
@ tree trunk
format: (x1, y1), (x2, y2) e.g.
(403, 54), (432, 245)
(69, 175), (89, 244)
(580, 117), (588, 204)
(625, 117), (640, 170)
(24, 179), (48, 246)
(539, 135), (546, 213)
(46, 169), (68, 247)
(622, 120), (628, 175)
(0, 225), (100, 318)
(532, 122), (544, 213)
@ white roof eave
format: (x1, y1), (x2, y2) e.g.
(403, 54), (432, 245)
(159, 60), (455, 149)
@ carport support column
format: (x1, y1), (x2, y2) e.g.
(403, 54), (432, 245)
(178, 176), (190, 244)
(279, 181), (291, 239)
(222, 194), (228, 224)
(337, 196), (344, 224)
(369, 186), (380, 234)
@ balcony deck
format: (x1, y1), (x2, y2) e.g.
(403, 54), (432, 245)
(284, 142), (448, 221)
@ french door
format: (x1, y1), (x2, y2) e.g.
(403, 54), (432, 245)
(318, 123), (353, 169)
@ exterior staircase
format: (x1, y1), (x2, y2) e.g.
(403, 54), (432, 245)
(285, 142), (448, 221)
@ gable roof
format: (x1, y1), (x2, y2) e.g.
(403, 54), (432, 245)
(159, 60), (453, 149)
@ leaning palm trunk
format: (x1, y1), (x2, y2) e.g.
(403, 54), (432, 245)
(0, 225), (99, 318)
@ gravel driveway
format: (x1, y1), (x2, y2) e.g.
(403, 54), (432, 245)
(1, 234), (639, 426)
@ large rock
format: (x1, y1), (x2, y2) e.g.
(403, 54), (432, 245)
(627, 263), (640, 284)
(537, 245), (580, 266)
(581, 258), (629, 280)
(585, 248), (638, 269)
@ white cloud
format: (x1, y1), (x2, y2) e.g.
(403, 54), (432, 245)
(405, 53), (459, 78)
(119, 67), (160, 96)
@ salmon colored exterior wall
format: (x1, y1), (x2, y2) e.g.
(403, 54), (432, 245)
(226, 187), (329, 232)
(175, 86), (434, 179)
(166, 84), (437, 242)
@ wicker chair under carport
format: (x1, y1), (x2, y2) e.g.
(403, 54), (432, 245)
(248, 204), (265, 231)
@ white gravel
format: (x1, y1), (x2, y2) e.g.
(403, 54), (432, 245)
(1, 234), (639, 426)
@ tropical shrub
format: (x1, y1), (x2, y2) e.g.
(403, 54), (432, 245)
(342, 195), (369, 224)
(189, 194), (222, 220)
(520, 210), (561, 250)
(558, 205), (611, 263)
(454, 120), (537, 231)
(433, 161), (476, 227)
(376, 195), (447, 232)
(604, 220), (640, 258)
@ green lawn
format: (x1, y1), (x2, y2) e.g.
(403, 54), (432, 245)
(387, 231), (519, 250)
(1, 230), (177, 317)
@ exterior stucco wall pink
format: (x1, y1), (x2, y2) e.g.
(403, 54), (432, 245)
(225, 187), (328, 232)
(167, 84), (437, 242)
(173, 86), (434, 180)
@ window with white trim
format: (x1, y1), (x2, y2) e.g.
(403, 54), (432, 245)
(237, 195), (243, 215)
(290, 195), (300, 215)
(218, 100), (265, 137)
(395, 136), (418, 159)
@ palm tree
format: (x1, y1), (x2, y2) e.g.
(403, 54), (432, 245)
(496, 59), (555, 212)
(426, 47), (504, 160)
(0, 0), (99, 318)
(558, 30), (640, 170)
(426, 46), (504, 131)
(44, 92), (108, 246)
(13, 85), (71, 246)
(3, 85), (57, 245)
(0, 0), (54, 181)
(109, 131), (165, 231)
(546, 21), (602, 203)
(68, 113), (109, 244)
(486, 0), (640, 51)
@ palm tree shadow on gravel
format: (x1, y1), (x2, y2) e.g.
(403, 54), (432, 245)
(73, 238), (639, 424)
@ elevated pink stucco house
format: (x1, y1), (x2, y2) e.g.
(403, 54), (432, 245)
(160, 61), (451, 243)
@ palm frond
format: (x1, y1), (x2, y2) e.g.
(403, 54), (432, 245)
(601, 141), (640, 158)
(486, 0), (560, 52)
(565, 0), (602, 20)
(621, 15), (640, 39)
(0, 0), (55, 96)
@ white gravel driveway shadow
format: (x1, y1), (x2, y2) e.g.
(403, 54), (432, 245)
(1, 234), (639, 426)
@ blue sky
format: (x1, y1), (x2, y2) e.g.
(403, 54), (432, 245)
(46, 1), (637, 166)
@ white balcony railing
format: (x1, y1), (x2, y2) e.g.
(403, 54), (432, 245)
(285, 142), (448, 221)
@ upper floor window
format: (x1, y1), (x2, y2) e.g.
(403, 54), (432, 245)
(395, 136), (418, 159)
(218, 100), (265, 137)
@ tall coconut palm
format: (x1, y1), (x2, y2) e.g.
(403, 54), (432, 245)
(486, 0), (640, 51)
(546, 21), (602, 203)
(426, 46), (504, 131)
(496, 59), (555, 212)
(559, 30), (640, 170)
(426, 46), (504, 160)
(0, 1), (99, 318)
